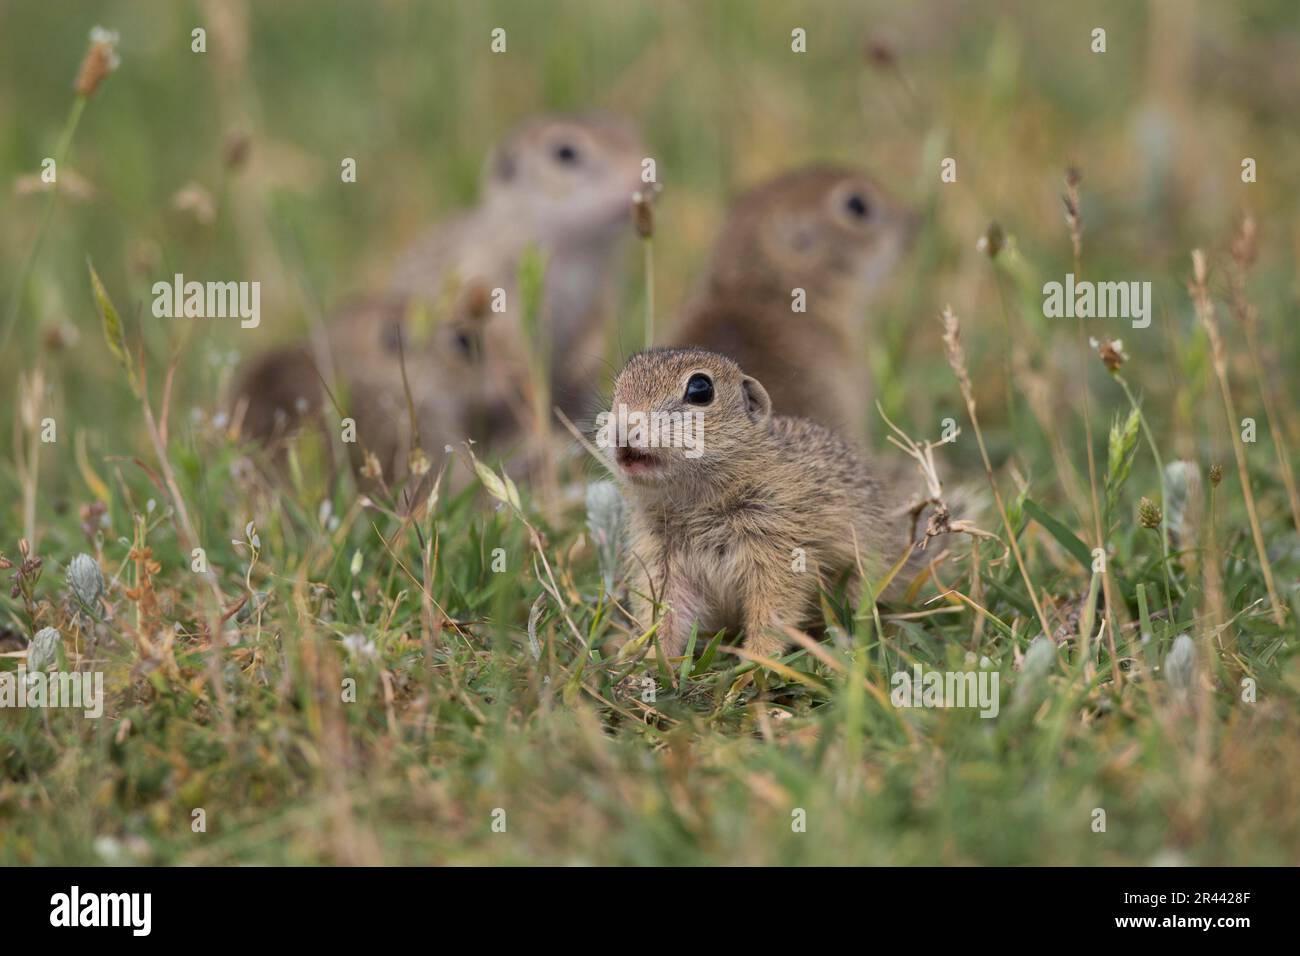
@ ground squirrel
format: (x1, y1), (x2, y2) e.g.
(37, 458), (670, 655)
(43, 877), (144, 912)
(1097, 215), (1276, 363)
(670, 165), (915, 441)
(606, 347), (924, 659)
(235, 113), (644, 481)
(390, 112), (645, 428)
(232, 293), (496, 482)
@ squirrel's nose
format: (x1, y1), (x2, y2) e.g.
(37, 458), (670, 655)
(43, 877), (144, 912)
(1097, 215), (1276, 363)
(625, 413), (650, 448)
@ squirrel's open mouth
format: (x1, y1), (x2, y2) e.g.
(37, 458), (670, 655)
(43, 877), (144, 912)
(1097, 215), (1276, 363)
(615, 445), (663, 477)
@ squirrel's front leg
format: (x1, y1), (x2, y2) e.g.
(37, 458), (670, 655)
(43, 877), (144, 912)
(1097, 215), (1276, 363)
(657, 574), (707, 658)
(739, 564), (810, 660)
(626, 553), (701, 659)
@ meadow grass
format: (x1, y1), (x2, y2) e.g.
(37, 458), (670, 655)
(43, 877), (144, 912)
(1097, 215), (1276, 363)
(1, 0), (1298, 865)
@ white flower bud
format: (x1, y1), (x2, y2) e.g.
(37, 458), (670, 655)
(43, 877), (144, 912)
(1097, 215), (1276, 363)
(28, 627), (63, 672)
(66, 552), (105, 609)
(1165, 634), (1196, 694)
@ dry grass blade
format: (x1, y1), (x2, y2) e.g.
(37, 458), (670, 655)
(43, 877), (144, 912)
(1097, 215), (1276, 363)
(940, 306), (1054, 641)
(1189, 249), (1285, 626)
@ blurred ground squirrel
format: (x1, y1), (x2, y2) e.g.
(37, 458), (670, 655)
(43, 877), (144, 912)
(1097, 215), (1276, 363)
(606, 347), (930, 660)
(390, 112), (644, 429)
(671, 165), (915, 441)
(232, 293), (497, 481)
(235, 113), (644, 479)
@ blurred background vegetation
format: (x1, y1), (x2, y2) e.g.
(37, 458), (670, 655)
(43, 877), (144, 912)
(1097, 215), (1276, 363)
(1, 0), (1298, 865)
(4, 0), (1298, 469)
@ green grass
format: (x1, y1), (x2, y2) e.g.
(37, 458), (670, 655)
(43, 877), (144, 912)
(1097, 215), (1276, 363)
(2, 0), (1299, 865)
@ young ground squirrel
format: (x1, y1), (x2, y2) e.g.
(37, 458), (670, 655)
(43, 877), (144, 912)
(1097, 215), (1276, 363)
(235, 113), (644, 480)
(232, 293), (497, 482)
(607, 347), (923, 659)
(670, 165), (914, 441)
(390, 112), (645, 428)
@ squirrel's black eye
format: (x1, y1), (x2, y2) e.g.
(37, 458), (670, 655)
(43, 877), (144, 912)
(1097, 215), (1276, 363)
(684, 373), (714, 405)
(844, 193), (871, 220)
(553, 143), (580, 165)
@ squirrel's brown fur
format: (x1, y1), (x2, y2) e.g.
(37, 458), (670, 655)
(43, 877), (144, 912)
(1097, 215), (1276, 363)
(230, 294), (491, 482)
(671, 165), (914, 441)
(607, 347), (924, 659)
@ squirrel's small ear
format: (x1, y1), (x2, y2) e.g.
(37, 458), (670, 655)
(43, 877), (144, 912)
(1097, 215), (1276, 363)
(741, 376), (772, 424)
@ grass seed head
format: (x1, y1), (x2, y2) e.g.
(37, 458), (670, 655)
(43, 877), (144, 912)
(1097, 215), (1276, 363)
(940, 306), (973, 407)
(1191, 248), (1209, 288)
(74, 27), (120, 98)
(223, 129), (251, 170)
(1089, 336), (1127, 372)
(632, 190), (654, 239)
(1062, 166), (1083, 261)
(976, 221), (1004, 259)
(407, 446), (431, 478)
(1138, 496), (1163, 529)
(1230, 213), (1258, 272)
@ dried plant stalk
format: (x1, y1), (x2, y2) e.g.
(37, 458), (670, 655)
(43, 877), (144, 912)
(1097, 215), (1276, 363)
(1226, 214), (1300, 540)
(1189, 249), (1284, 627)
(940, 307), (1054, 641)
